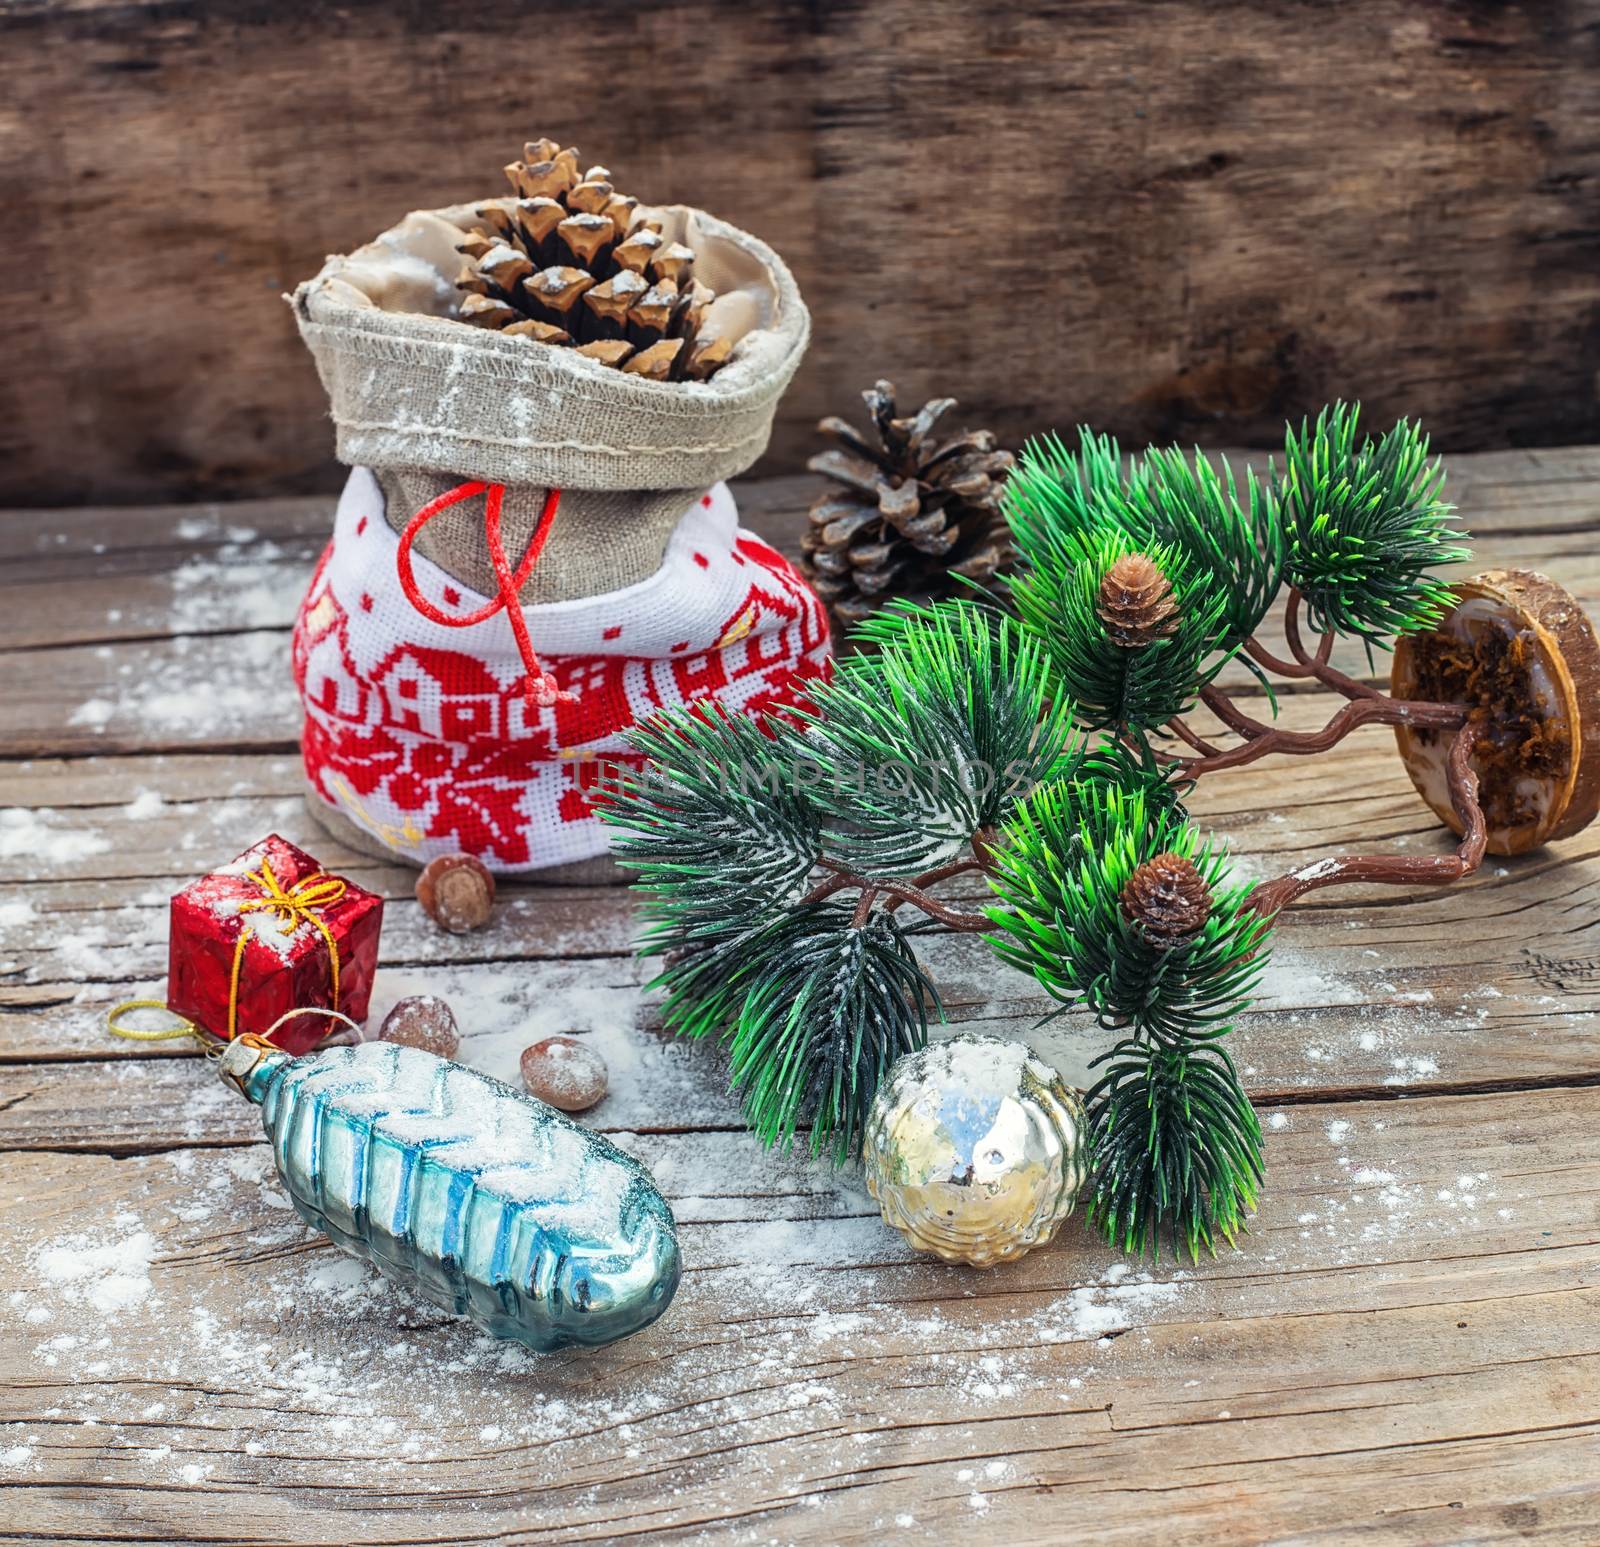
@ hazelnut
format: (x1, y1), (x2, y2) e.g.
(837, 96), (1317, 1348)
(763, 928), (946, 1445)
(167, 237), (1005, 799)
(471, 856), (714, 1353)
(520, 1036), (607, 1113)
(378, 995), (460, 1059)
(416, 853), (495, 934)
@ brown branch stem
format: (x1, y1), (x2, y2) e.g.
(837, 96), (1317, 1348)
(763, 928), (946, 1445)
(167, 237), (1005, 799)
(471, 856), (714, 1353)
(1172, 687), (1467, 777)
(814, 857), (991, 931)
(798, 871), (856, 909)
(794, 576), (1485, 934)
(1165, 716), (1223, 757)
(1247, 721), (1487, 917)
(1243, 588), (1379, 703)
(850, 887), (879, 929)
(800, 833), (1000, 934)
(909, 856), (985, 891)
(1282, 589), (1383, 701)
(1200, 683), (1274, 740)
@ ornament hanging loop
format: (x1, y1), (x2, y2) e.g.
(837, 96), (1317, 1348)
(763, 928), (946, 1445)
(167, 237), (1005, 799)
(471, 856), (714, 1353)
(105, 1000), (227, 1059)
(215, 1011), (360, 1094)
(259, 1006), (363, 1045)
(107, 1003), (362, 1076)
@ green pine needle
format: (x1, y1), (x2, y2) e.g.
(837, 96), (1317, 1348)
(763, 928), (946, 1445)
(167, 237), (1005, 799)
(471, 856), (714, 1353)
(1002, 428), (1132, 554)
(986, 777), (1271, 1257)
(807, 598), (1078, 874)
(986, 780), (1269, 1034)
(1004, 429), (1285, 654)
(1086, 1040), (1264, 1259)
(1274, 402), (1471, 642)
(661, 902), (935, 1164)
(1131, 444), (1285, 646)
(603, 706), (822, 951)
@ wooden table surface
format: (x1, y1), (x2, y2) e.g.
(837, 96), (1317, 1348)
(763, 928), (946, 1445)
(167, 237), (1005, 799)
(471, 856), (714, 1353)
(2, 454), (1599, 1546)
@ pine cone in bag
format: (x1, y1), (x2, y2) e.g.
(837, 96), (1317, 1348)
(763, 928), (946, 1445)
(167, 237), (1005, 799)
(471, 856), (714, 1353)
(455, 138), (730, 382)
(800, 381), (1016, 629)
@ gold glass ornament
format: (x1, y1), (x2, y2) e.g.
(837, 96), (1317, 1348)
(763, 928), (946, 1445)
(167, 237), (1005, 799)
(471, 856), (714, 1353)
(862, 1034), (1088, 1267)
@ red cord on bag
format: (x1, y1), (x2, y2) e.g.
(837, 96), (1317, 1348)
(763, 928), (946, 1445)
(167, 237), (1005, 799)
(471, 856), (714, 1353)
(395, 480), (571, 709)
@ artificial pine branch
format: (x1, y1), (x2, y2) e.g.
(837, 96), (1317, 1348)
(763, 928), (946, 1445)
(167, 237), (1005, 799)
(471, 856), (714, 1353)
(606, 708), (822, 946)
(1007, 526), (1229, 736)
(607, 400), (1482, 1258)
(723, 902), (934, 1162)
(1004, 431), (1284, 652)
(1087, 1040), (1264, 1259)
(985, 784), (1269, 1256)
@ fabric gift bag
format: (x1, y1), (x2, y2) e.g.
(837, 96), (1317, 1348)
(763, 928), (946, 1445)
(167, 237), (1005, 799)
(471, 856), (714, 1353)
(289, 201), (829, 879)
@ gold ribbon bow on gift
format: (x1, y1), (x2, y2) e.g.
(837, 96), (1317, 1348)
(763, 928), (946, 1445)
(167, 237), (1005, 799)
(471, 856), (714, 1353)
(108, 859), (349, 1048)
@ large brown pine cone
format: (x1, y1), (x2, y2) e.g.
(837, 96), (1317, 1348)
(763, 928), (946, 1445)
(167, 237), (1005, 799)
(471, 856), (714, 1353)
(1120, 853), (1212, 948)
(799, 381), (1016, 629)
(454, 138), (729, 381)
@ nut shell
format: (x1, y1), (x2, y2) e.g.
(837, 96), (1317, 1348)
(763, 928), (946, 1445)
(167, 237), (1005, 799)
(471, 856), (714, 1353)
(416, 853), (496, 933)
(1393, 569), (1600, 855)
(520, 1036), (608, 1113)
(378, 995), (460, 1059)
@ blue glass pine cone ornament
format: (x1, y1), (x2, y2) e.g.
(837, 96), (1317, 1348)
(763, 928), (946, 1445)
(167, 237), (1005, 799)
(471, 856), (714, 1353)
(220, 1036), (681, 1351)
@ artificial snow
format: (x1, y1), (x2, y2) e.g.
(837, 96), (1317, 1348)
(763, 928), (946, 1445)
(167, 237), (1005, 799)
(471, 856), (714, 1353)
(1, 883), (1546, 1535)
(37, 1231), (155, 1314)
(0, 808), (111, 864)
(61, 630), (299, 741)
(0, 898), (36, 931)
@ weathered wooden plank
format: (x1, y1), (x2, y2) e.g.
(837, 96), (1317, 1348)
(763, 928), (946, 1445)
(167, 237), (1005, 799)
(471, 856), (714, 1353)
(0, 478), (816, 652)
(0, 752), (308, 810)
(0, 686), (1437, 881)
(7, 884), (1598, 1151)
(6, 788), (1597, 1133)
(4, 537), (1593, 758)
(5, 448), (1595, 582)
(0, 479), (817, 566)
(2, 455), (1594, 653)
(2, 1088), (1596, 1544)
(4, 466), (1600, 1543)
(3, 668), (1597, 1112)
(3, 6), (1600, 506)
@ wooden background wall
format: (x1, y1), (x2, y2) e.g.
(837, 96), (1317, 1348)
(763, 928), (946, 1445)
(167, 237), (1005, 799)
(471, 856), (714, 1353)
(3, 0), (1598, 506)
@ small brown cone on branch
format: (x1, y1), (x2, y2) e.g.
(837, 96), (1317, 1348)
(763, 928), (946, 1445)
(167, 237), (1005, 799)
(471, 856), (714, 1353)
(1098, 554), (1179, 649)
(799, 380), (1016, 631)
(1120, 854), (1212, 949)
(452, 138), (731, 381)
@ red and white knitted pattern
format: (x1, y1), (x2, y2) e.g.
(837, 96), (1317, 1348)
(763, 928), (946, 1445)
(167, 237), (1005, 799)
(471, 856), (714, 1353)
(293, 468), (831, 871)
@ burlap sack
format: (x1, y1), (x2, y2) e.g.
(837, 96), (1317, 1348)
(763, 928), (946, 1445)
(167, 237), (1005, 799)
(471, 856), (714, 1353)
(291, 200), (810, 603)
(287, 199), (817, 881)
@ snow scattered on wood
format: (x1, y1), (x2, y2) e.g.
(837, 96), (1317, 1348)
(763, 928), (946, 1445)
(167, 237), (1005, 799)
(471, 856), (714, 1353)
(36, 1226), (155, 1313)
(0, 808), (111, 864)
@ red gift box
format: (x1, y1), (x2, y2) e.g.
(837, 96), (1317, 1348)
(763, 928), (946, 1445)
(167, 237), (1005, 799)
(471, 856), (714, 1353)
(166, 835), (383, 1054)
